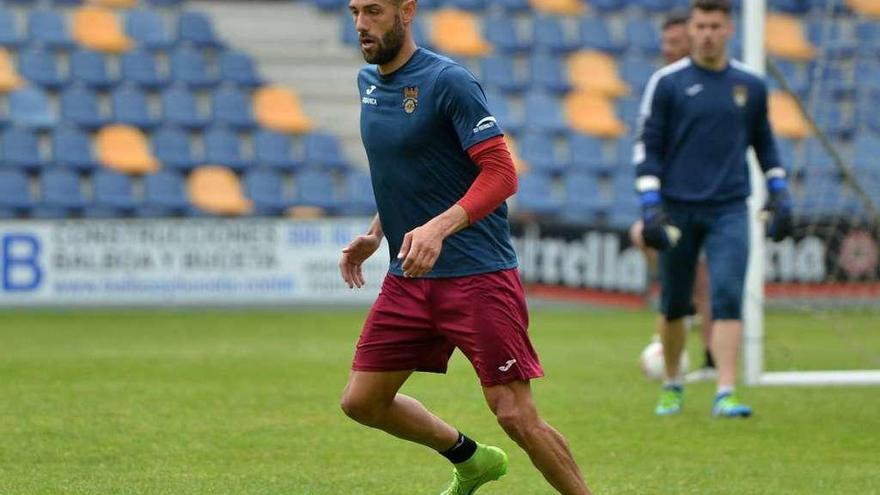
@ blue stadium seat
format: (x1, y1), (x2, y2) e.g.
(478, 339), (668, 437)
(494, 0), (530, 11)
(33, 169), (85, 219)
(607, 194), (640, 230)
(590, 0), (627, 12)
(803, 139), (837, 174)
(856, 21), (880, 57)
(2, 127), (48, 172)
(303, 132), (350, 171)
(9, 87), (57, 130)
(529, 54), (571, 94)
(769, 0), (809, 13)
(619, 55), (657, 93)
(533, 16), (579, 54)
(293, 169), (339, 211)
(635, 0), (673, 12)
(569, 132), (611, 175)
(219, 51), (264, 88)
(177, 11), (224, 49)
(51, 0), (83, 5)
(480, 54), (528, 93)
(161, 86), (210, 130)
(625, 19), (660, 56)
(145, 0), (184, 6)
(813, 105), (855, 139)
(86, 170), (138, 218)
(18, 49), (68, 90)
(211, 86), (257, 130)
(518, 132), (568, 175)
(515, 172), (562, 216)
(27, 9), (75, 50)
(52, 126), (101, 172)
(151, 126), (199, 171)
(617, 96), (641, 129)
(170, 47), (219, 89)
(775, 137), (796, 170)
(254, 129), (303, 171)
(523, 91), (568, 134)
(339, 170), (376, 216)
(853, 134), (880, 175)
(111, 85), (161, 130)
(121, 50), (170, 90)
(70, 50), (119, 90)
(579, 17), (624, 54)
(0, 8), (25, 48)
(484, 90), (524, 135)
(61, 85), (109, 130)
(243, 169), (288, 216)
(139, 171), (191, 217)
(204, 126), (252, 171)
(561, 171), (607, 225)
(484, 15), (530, 53)
(447, 0), (486, 10)
(126, 9), (175, 51)
(0, 169), (33, 216)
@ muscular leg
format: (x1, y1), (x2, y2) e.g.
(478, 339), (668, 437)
(340, 370), (460, 451)
(483, 380), (591, 495)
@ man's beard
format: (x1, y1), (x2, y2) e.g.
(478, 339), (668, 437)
(361, 15), (405, 65)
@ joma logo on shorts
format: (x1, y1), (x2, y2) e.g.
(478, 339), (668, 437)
(498, 359), (517, 372)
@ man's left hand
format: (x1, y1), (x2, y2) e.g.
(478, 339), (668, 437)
(763, 189), (794, 242)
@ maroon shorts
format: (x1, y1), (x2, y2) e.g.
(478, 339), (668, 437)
(352, 269), (544, 387)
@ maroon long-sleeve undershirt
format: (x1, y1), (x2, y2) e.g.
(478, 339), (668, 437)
(456, 135), (518, 224)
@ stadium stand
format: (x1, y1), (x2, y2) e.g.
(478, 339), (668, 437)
(188, 165), (253, 216)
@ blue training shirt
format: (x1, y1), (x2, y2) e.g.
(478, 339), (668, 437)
(633, 58), (785, 204)
(358, 48), (518, 278)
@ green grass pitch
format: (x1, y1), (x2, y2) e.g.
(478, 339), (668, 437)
(1, 309), (878, 494)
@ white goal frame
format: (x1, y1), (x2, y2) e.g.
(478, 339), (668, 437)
(741, 0), (880, 386)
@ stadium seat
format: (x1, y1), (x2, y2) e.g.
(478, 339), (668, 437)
(568, 50), (629, 98)
(219, 51), (264, 88)
(484, 14), (530, 53)
(1, 127), (48, 172)
(302, 132), (350, 171)
(529, 0), (585, 15)
(562, 171), (607, 225)
(532, 16), (580, 54)
(177, 11), (224, 49)
(619, 54), (657, 93)
(27, 9), (76, 50)
(565, 91), (626, 138)
(145, 0), (184, 6)
(518, 132), (569, 175)
(523, 91), (568, 134)
(126, 9), (175, 50)
(849, 0), (880, 19)
(188, 165), (252, 216)
(339, 170), (376, 216)
(0, 47), (23, 92)
(768, 91), (811, 139)
(579, 17), (624, 54)
(484, 90), (524, 135)
(568, 132), (611, 175)
(292, 169), (339, 212)
(480, 54), (528, 94)
(0, 8), (25, 48)
(150, 126), (199, 171)
(73, 6), (134, 53)
(448, 0), (487, 10)
(607, 194), (640, 230)
(813, 105), (855, 140)
(170, 47), (219, 89)
(590, 0), (627, 11)
(243, 169), (289, 216)
(430, 9), (491, 57)
(625, 19), (661, 56)
(140, 170), (190, 217)
(514, 171), (563, 216)
(806, 19), (856, 60)
(253, 85), (313, 134)
(203, 126), (253, 172)
(853, 134), (880, 174)
(253, 129), (303, 171)
(70, 50), (119, 90)
(96, 124), (160, 174)
(87, 169), (138, 218)
(111, 85), (161, 130)
(34, 169), (86, 218)
(635, 0), (673, 12)
(161, 85), (210, 130)
(92, 0), (138, 9)
(211, 86), (257, 130)
(0, 169), (33, 216)
(51, 0), (84, 6)
(121, 50), (169, 90)
(52, 126), (101, 172)
(18, 49), (68, 90)
(775, 137), (796, 169)
(61, 85), (110, 130)
(529, 54), (571, 94)
(494, 0), (531, 10)
(765, 13), (815, 61)
(617, 96), (640, 128)
(9, 86), (56, 130)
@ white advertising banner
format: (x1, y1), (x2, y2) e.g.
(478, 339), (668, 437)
(0, 219), (388, 306)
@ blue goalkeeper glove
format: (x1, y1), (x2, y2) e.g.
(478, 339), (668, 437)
(640, 189), (680, 250)
(763, 176), (793, 242)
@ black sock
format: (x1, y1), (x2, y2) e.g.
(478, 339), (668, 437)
(704, 349), (715, 368)
(440, 432), (477, 464)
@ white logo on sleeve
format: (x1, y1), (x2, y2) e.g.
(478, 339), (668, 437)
(366, 85), (377, 95)
(498, 359), (517, 372)
(362, 85), (378, 106)
(685, 84), (704, 97)
(472, 116), (497, 134)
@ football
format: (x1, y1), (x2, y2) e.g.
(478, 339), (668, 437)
(639, 340), (690, 381)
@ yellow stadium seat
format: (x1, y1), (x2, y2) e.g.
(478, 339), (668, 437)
(529, 0), (585, 15)
(768, 91), (811, 140)
(97, 125), (160, 174)
(89, 0), (138, 8)
(765, 14), (815, 61)
(848, 0), (880, 19)
(286, 206), (327, 219)
(0, 48), (23, 92)
(565, 91), (626, 138)
(254, 85), (314, 134)
(431, 9), (492, 57)
(568, 50), (629, 98)
(188, 166), (254, 216)
(73, 7), (133, 53)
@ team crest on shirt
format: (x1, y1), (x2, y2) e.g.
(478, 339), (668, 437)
(733, 85), (748, 107)
(402, 86), (419, 114)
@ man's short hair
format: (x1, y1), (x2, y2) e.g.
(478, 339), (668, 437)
(662, 11), (690, 30)
(691, 0), (732, 14)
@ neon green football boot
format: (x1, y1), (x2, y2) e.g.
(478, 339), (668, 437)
(439, 444), (508, 495)
(654, 384), (684, 416)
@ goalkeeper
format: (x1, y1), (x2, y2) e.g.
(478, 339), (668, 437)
(633, 0), (793, 417)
